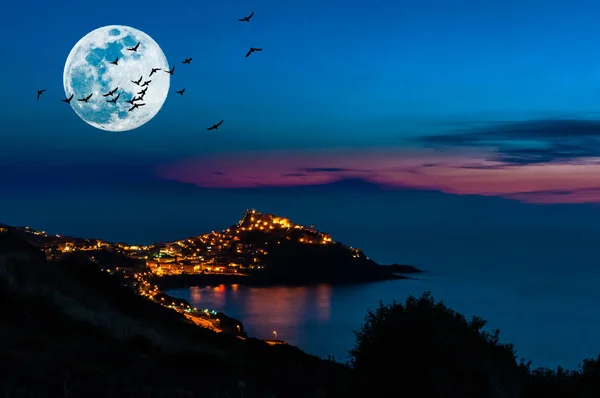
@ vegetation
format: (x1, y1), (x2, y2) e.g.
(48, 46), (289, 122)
(3, 228), (600, 398)
(348, 292), (600, 398)
(0, 231), (349, 398)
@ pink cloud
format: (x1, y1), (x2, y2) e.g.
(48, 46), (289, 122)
(155, 148), (600, 204)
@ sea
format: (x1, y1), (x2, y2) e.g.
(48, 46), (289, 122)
(5, 187), (600, 370)
(167, 236), (600, 371)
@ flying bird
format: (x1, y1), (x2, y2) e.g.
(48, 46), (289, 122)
(125, 99), (136, 105)
(149, 67), (161, 77)
(61, 93), (74, 104)
(137, 87), (148, 96)
(109, 57), (119, 65)
(127, 42), (140, 52)
(106, 93), (120, 103)
(238, 11), (254, 22)
(129, 103), (145, 112)
(164, 66), (175, 75)
(175, 88), (185, 95)
(141, 80), (151, 87)
(132, 96), (143, 102)
(245, 47), (262, 58)
(102, 87), (119, 97)
(182, 58), (192, 64)
(36, 89), (46, 100)
(131, 76), (143, 86)
(77, 93), (93, 103)
(206, 120), (224, 130)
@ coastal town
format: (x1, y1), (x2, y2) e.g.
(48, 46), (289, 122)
(0, 209), (369, 341)
(21, 209), (365, 277)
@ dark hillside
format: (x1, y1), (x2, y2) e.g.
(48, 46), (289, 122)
(76, 248), (145, 269)
(257, 238), (399, 284)
(0, 230), (44, 258)
(0, 235), (350, 398)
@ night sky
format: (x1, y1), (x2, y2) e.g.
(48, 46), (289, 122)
(2, 0), (600, 255)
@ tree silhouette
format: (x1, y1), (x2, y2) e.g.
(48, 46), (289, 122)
(520, 354), (600, 397)
(348, 292), (521, 398)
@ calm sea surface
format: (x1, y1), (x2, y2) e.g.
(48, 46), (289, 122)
(167, 267), (600, 370)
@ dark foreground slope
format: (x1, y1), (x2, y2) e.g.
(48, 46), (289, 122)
(6, 229), (600, 398)
(0, 232), (350, 398)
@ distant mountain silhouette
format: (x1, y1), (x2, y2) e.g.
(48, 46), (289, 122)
(146, 177), (423, 195)
(115, 176), (600, 242)
(147, 176), (487, 197)
(304, 178), (389, 192)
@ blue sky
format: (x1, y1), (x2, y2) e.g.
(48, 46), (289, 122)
(2, 0), (600, 244)
(6, 0), (600, 369)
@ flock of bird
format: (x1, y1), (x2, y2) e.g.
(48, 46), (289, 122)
(36, 10), (261, 131)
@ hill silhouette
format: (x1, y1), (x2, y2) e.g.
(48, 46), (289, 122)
(2, 230), (600, 397)
(0, 212), (420, 290)
(151, 210), (412, 289)
(0, 229), (44, 257)
(381, 263), (423, 273)
(0, 231), (350, 398)
(256, 237), (396, 285)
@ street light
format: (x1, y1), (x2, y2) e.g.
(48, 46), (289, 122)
(273, 330), (277, 340)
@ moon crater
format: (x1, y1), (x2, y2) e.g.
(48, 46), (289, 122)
(63, 25), (170, 132)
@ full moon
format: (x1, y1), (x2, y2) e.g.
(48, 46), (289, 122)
(63, 25), (170, 132)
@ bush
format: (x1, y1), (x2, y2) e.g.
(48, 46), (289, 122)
(519, 355), (600, 398)
(348, 292), (521, 398)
